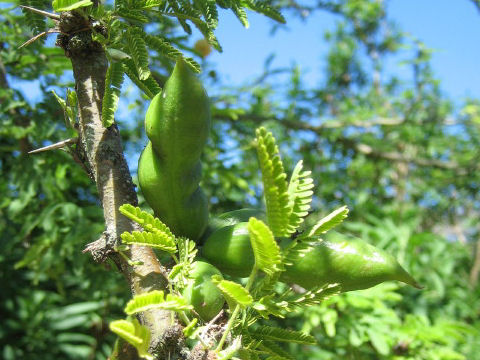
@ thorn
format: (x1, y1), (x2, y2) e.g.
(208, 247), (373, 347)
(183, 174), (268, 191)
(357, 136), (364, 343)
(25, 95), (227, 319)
(18, 29), (62, 49)
(28, 137), (77, 154)
(19, 5), (60, 21)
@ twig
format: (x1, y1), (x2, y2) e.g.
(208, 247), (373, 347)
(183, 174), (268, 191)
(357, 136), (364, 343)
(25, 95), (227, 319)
(470, 237), (480, 287)
(19, 28), (65, 49)
(199, 310), (224, 346)
(28, 137), (77, 154)
(19, 5), (60, 21)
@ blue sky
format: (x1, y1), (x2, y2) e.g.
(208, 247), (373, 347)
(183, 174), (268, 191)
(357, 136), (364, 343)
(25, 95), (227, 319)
(206, 0), (480, 102)
(11, 1), (479, 106)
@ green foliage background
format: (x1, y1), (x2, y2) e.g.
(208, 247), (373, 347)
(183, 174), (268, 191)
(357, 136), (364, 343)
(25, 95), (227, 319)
(1, 0), (479, 359)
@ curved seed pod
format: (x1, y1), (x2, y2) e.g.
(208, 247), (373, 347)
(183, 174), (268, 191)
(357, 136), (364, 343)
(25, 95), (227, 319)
(183, 261), (225, 321)
(216, 208), (266, 224)
(200, 208), (266, 244)
(201, 222), (254, 278)
(281, 233), (422, 292)
(201, 222), (421, 292)
(138, 58), (210, 241)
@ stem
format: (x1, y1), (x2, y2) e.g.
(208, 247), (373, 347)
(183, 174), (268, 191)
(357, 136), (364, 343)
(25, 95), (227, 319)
(171, 253), (179, 264)
(215, 266), (258, 352)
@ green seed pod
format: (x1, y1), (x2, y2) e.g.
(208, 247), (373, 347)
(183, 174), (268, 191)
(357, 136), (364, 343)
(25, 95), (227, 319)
(200, 208), (266, 244)
(281, 233), (422, 292)
(216, 208), (266, 225)
(201, 222), (254, 278)
(201, 223), (421, 292)
(183, 261), (225, 321)
(138, 58), (210, 241)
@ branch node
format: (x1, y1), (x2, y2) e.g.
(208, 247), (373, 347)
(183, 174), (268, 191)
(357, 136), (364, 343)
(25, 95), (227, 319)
(83, 232), (115, 262)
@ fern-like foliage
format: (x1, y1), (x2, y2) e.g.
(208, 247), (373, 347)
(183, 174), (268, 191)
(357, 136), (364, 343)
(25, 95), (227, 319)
(122, 0), (163, 10)
(51, 89), (77, 129)
(213, 277), (253, 308)
(202, 0), (219, 29)
(257, 341), (294, 360)
(230, 2), (249, 28)
(109, 318), (153, 360)
(241, 336), (293, 360)
(102, 61), (124, 127)
(252, 294), (289, 319)
(126, 27), (151, 80)
(177, 236), (197, 264)
(124, 290), (192, 315)
(281, 283), (341, 308)
(143, 34), (200, 73)
(243, 0), (286, 24)
(121, 231), (176, 253)
(287, 160), (314, 231)
(249, 326), (316, 345)
(306, 205), (349, 237)
(21, 0), (47, 37)
(255, 127), (291, 237)
(170, 237), (197, 287)
(173, 11), (222, 51)
(281, 234), (319, 268)
(122, 59), (161, 99)
(166, 0), (193, 33)
(251, 279), (340, 321)
(119, 204), (174, 238)
(116, 7), (150, 23)
(248, 217), (282, 276)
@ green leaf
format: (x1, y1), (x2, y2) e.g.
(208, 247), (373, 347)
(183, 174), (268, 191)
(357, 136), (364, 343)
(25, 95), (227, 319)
(168, 12), (222, 52)
(182, 318), (198, 338)
(52, 0), (92, 12)
(143, 34), (200, 73)
(257, 341), (293, 360)
(143, 0), (163, 9)
(119, 204), (174, 238)
(176, 237), (198, 264)
(122, 59), (161, 99)
(126, 0), (163, 10)
(366, 329), (390, 355)
(248, 217), (282, 276)
(168, 263), (184, 280)
(287, 160), (314, 232)
(102, 61), (124, 127)
(109, 319), (153, 360)
(196, 0), (218, 30)
(51, 89), (76, 128)
(255, 127), (291, 237)
(106, 48), (131, 61)
(117, 8), (149, 23)
(243, 0), (286, 24)
(124, 290), (192, 315)
(307, 205), (349, 237)
(121, 230), (176, 253)
(282, 237), (315, 267)
(212, 277), (253, 308)
(249, 326), (316, 345)
(253, 295), (289, 319)
(126, 27), (150, 80)
(231, 3), (249, 28)
(22, 0), (46, 36)
(286, 283), (341, 308)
